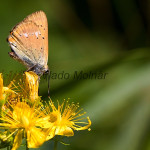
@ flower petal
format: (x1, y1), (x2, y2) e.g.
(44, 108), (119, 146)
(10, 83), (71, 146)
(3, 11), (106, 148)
(24, 71), (39, 102)
(27, 127), (47, 148)
(46, 127), (56, 141)
(56, 126), (74, 136)
(3, 87), (17, 100)
(12, 129), (23, 150)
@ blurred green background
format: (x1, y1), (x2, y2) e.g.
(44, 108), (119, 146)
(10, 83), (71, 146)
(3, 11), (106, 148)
(1, 0), (150, 150)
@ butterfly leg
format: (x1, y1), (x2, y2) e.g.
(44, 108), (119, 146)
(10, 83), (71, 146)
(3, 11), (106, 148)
(9, 51), (19, 60)
(26, 65), (36, 72)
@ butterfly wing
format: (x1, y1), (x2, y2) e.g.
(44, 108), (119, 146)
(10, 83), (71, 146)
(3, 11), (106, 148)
(23, 11), (48, 66)
(7, 11), (48, 69)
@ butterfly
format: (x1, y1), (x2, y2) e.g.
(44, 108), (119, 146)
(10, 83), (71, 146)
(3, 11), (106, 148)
(7, 11), (49, 76)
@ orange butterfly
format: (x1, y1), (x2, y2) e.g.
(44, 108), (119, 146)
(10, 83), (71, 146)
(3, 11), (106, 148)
(7, 11), (49, 76)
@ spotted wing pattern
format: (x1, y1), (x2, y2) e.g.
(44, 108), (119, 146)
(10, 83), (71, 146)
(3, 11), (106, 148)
(7, 11), (48, 69)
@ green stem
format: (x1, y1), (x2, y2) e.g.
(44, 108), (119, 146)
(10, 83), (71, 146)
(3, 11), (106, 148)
(26, 139), (29, 150)
(54, 138), (58, 150)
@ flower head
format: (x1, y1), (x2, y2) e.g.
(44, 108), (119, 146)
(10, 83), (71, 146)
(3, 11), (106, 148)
(0, 101), (49, 150)
(0, 73), (18, 110)
(23, 71), (39, 102)
(0, 71), (92, 149)
(45, 99), (91, 140)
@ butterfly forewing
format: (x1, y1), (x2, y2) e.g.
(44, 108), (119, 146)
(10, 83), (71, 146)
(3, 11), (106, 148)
(24, 11), (48, 65)
(7, 11), (48, 71)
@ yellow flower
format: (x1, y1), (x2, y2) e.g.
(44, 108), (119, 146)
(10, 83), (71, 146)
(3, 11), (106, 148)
(0, 72), (92, 149)
(45, 100), (91, 140)
(23, 71), (39, 102)
(0, 101), (50, 150)
(0, 73), (17, 100)
(0, 73), (18, 110)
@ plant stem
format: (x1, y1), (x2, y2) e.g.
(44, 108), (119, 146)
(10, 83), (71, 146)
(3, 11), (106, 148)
(26, 139), (29, 150)
(54, 137), (58, 150)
